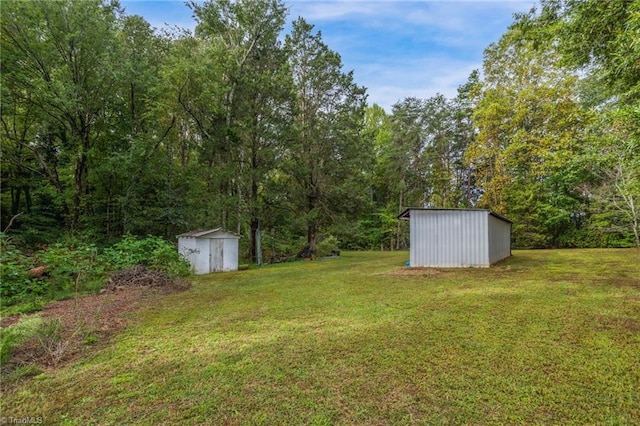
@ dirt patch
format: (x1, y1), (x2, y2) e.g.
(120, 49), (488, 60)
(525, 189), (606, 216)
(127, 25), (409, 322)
(593, 314), (640, 334)
(1, 266), (191, 372)
(384, 267), (445, 277)
(606, 275), (640, 289)
(105, 264), (188, 291)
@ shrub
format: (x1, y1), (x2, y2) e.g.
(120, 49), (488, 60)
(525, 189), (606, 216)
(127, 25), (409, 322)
(317, 235), (341, 258)
(2, 234), (191, 311)
(101, 235), (191, 277)
(35, 318), (69, 366)
(0, 233), (42, 305)
(38, 241), (104, 295)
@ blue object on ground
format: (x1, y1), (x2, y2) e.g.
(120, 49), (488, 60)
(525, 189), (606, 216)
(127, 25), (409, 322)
(405, 260), (410, 267)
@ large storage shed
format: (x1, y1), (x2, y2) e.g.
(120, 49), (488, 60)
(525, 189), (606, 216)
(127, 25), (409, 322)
(177, 228), (240, 274)
(398, 208), (512, 268)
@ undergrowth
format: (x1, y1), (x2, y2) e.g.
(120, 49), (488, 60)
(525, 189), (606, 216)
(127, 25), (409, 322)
(0, 233), (191, 315)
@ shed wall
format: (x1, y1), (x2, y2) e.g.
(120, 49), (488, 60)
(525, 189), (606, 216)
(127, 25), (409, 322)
(208, 233), (239, 272)
(487, 214), (512, 264)
(178, 237), (210, 274)
(194, 238), (211, 274)
(177, 237), (196, 260)
(178, 237), (196, 272)
(222, 238), (239, 271)
(410, 210), (489, 267)
(178, 229), (240, 274)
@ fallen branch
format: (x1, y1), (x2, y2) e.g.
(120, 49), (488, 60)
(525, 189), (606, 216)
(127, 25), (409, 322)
(3, 212), (23, 233)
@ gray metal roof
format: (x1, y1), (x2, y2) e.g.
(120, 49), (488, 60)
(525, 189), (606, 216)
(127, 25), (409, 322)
(397, 207), (513, 224)
(176, 228), (240, 238)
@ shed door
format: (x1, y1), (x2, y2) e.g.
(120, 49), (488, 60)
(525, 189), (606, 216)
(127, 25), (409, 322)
(210, 239), (224, 272)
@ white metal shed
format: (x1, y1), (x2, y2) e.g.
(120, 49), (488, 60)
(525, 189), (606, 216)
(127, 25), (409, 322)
(177, 228), (240, 274)
(398, 208), (512, 268)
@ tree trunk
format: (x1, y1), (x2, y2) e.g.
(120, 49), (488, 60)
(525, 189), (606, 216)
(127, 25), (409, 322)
(307, 178), (319, 259)
(256, 225), (262, 266)
(23, 185), (31, 212)
(307, 222), (318, 259)
(250, 217), (259, 263)
(396, 189), (403, 250)
(11, 187), (21, 216)
(72, 149), (89, 231)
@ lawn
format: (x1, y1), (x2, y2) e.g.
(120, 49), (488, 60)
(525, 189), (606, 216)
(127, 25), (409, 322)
(2, 249), (639, 424)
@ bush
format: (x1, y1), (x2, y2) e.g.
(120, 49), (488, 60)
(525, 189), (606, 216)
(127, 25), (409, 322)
(38, 241), (104, 295)
(35, 318), (68, 366)
(2, 234), (191, 311)
(101, 235), (191, 277)
(0, 233), (42, 305)
(317, 235), (341, 258)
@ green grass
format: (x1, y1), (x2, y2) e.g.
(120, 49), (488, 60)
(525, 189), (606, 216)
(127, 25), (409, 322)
(2, 249), (639, 424)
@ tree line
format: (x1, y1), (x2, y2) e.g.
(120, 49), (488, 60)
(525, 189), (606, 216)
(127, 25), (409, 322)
(2, 0), (638, 262)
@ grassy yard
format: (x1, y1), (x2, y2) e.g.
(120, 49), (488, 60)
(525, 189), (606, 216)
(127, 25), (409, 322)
(2, 249), (639, 424)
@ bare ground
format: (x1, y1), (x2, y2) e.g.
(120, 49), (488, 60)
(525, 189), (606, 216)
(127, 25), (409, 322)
(383, 267), (446, 277)
(1, 266), (190, 372)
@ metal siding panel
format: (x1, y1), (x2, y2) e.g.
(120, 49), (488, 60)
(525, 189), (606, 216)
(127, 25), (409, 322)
(194, 238), (210, 274)
(410, 209), (489, 267)
(462, 210), (488, 267)
(210, 239), (224, 272)
(178, 237), (199, 274)
(409, 213), (417, 266)
(488, 215), (512, 263)
(223, 238), (239, 271)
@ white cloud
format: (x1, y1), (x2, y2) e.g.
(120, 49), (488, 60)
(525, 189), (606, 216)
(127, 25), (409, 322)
(357, 56), (479, 110)
(121, 0), (538, 112)
(288, 1), (393, 20)
(287, 1), (536, 110)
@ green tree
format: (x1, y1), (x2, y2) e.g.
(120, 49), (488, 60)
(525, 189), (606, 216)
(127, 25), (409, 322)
(388, 89), (478, 203)
(0, 62), (63, 242)
(362, 104), (397, 250)
(1, 0), (121, 232)
(189, 0), (288, 241)
(452, 70), (482, 207)
(189, 0), (290, 262)
(284, 18), (368, 258)
(578, 106), (640, 247)
(466, 27), (590, 247)
(525, 0), (640, 102)
(516, 0), (639, 247)
(167, 26), (234, 231)
(92, 14), (182, 238)
(234, 39), (292, 263)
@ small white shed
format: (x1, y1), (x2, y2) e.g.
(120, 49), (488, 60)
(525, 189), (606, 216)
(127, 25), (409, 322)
(177, 228), (240, 274)
(398, 208), (512, 268)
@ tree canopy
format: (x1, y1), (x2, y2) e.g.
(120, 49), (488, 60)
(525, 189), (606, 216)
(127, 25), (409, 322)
(1, 0), (638, 256)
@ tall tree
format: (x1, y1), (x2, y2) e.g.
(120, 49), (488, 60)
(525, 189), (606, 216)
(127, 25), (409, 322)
(578, 106), (640, 247)
(234, 40), (292, 263)
(284, 18), (367, 258)
(516, 0), (639, 247)
(189, 0), (288, 243)
(387, 88), (477, 209)
(524, 0), (640, 102)
(1, 0), (120, 231)
(466, 26), (590, 247)
(363, 104), (398, 250)
(451, 70), (482, 207)
(92, 14), (178, 237)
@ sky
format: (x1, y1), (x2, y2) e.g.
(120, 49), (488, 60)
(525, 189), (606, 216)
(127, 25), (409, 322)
(120, 0), (538, 111)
